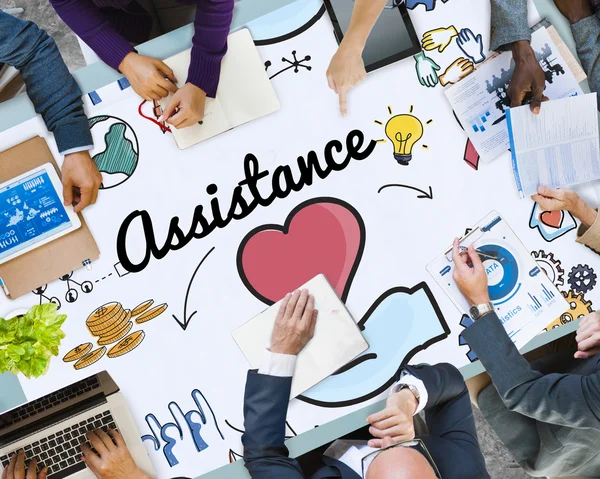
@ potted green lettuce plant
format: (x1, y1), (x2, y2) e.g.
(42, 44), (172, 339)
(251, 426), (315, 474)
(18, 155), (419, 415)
(0, 303), (67, 378)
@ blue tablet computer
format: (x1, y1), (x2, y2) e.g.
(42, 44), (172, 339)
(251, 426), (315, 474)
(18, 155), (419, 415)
(0, 164), (80, 264)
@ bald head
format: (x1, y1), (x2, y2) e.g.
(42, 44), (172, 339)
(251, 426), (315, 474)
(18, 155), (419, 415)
(367, 446), (437, 479)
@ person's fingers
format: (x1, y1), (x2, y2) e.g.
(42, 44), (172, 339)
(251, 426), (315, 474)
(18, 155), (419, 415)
(530, 79), (545, 114)
(156, 75), (177, 94)
(37, 467), (48, 479)
(300, 294), (315, 324)
(62, 174), (74, 207)
(7, 453), (17, 478)
(86, 431), (108, 457)
(151, 84), (169, 99)
(293, 289), (309, 321)
(284, 290), (301, 319)
(577, 334), (600, 351)
(367, 438), (384, 448)
(369, 424), (413, 440)
(155, 60), (177, 83)
(73, 187), (92, 213)
(339, 89), (348, 117)
(2, 459), (7, 479)
(370, 414), (405, 431)
(172, 115), (191, 129)
(367, 407), (394, 425)
(418, 74), (426, 86)
(165, 108), (187, 127)
(94, 429), (116, 451)
(160, 96), (181, 123)
(309, 310), (318, 337)
(107, 429), (126, 449)
(80, 443), (101, 469)
(452, 238), (470, 270)
(276, 293), (292, 323)
(467, 245), (485, 272)
(509, 86), (526, 108)
(326, 72), (335, 91)
(15, 451), (25, 479)
(26, 459), (37, 479)
(575, 347), (600, 359)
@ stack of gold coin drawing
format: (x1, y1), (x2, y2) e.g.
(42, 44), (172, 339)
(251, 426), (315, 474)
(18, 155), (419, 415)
(62, 300), (168, 370)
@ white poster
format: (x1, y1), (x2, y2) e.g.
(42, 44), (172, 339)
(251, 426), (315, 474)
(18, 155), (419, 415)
(1, 1), (598, 478)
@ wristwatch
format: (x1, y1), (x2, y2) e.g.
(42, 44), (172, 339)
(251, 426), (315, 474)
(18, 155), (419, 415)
(398, 383), (420, 403)
(469, 302), (494, 320)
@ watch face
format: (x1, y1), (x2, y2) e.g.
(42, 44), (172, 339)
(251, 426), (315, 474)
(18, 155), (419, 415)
(469, 305), (480, 320)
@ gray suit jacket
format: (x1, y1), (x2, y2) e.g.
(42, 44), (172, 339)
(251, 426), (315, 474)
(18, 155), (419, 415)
(462, 312), (600, 477)
(491, 0), (600, 103)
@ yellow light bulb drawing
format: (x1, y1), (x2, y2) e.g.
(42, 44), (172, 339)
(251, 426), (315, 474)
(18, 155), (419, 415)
(385, 114), (424, 165)
(375, 105), (432, 166)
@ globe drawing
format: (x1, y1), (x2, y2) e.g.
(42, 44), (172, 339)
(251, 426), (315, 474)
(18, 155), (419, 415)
(88, 115), (139, 189)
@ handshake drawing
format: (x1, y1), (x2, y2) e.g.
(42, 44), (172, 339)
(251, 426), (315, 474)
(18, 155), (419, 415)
(415, 26), (486, 88)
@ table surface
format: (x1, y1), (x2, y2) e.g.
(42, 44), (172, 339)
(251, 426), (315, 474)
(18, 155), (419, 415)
(0, 0), (591, 478)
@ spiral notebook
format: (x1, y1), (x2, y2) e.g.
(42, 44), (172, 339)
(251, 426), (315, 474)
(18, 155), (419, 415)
(232, 274), (369, 399)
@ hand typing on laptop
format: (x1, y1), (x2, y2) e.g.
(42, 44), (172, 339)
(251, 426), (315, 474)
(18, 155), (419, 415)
(2, 429), (152, 479)
(80, 430), (152, 479)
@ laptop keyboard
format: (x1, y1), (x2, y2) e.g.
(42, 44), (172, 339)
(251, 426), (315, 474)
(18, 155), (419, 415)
(1, 377), (100, 429)
(1, 410), (118, 479)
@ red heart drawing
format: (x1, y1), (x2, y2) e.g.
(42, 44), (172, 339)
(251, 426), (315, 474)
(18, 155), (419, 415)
(540, 210), (564, 229)
(237, 198), (365, 304)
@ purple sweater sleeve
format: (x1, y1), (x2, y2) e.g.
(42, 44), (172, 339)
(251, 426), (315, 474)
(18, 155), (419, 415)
(188, 0), (234, 97)
(49, 0), (149, 72)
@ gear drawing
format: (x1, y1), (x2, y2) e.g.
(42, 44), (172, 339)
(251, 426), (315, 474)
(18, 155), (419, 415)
(531, 250), (564, 287)
(458, 314), (478, 362)
(544, 290), (593, 331)
(568, 264), (597, 294)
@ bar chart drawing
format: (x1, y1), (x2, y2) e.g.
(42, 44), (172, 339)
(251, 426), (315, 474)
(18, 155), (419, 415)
(527, 284), (556, 313)
(471, 110), (491, 133)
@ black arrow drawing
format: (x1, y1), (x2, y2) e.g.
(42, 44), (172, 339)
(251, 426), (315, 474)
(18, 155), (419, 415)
(377, 184), (433, 199)
(172, 246), (215, 331)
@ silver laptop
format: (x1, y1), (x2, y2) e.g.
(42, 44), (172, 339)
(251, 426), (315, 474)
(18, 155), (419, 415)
(0, 371), (155, 479)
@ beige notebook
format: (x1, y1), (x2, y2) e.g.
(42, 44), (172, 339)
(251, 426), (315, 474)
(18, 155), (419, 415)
(159, 28), (280, 149)
(232, 274), (369, 399)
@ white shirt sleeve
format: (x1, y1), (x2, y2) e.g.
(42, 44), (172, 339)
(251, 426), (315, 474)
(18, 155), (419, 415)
(60, 145), (94, 156)
(389, 372), (428, 415)
(258, 349), (297, 377)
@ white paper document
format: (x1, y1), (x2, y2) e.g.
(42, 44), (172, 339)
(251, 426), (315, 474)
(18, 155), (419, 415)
(507, 93), (600, 197)
(444, 27), (583, 163)
(159, 29), (280, 149)
(427, 212), (568, 350)
(232, 274), (369, 399)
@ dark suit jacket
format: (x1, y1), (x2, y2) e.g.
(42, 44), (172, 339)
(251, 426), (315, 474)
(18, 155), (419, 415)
(242, 363), (490, 478)
(462, 312), (600, 477)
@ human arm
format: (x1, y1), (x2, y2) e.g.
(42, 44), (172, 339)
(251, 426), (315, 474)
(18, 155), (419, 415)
(0, 12), (101, 211)
(455, 241), (600, 427)
(81, 429), (153, 479)
(242, 290), (317, 478)
(326, 0), (387, 115)
(554, 0), (600, 102)
(490, 0), (546, 112)
(531, 187), (600, 253)
(160, 0), (233, 128)
(0, 11), (92, 154)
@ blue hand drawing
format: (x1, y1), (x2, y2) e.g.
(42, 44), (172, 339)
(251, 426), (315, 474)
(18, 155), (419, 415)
(141, 389), (224, 467)
(299, 282), (450, 407)
(142, 413), (182, 467)
(456, 28), (486, 64)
